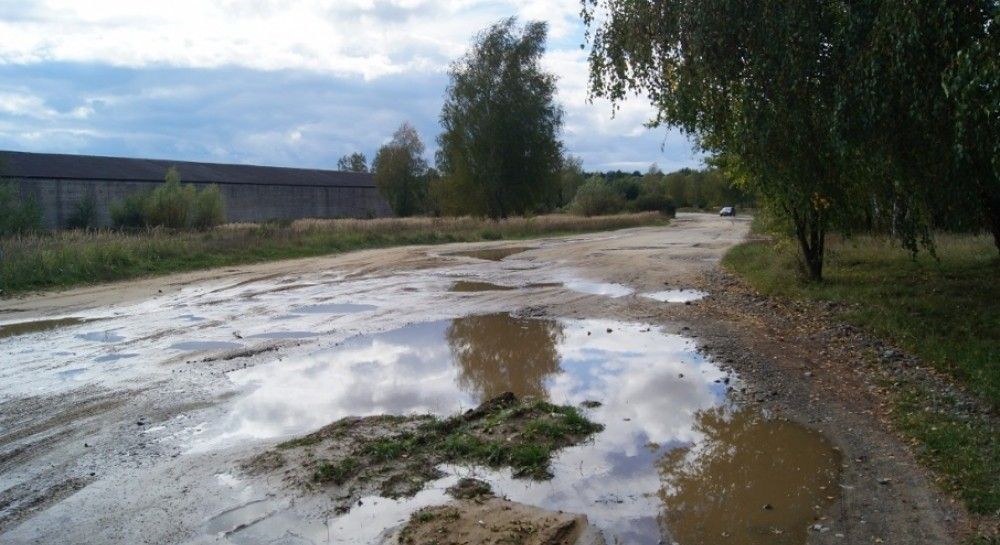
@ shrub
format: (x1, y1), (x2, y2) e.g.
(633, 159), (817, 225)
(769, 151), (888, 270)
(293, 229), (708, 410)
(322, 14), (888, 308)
(146, 168), (196, 228)
(630, 192), (677, 217)
(66, 192), (99, 230)
(0, 181), (42, 235)
(111, 190), (152, 229)
(191, 184), (225, 229)
(570, 179), (625, 216)
(110, 168), (226, 230)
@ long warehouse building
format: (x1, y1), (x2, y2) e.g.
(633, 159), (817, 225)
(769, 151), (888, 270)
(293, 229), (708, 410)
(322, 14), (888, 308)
(0, 150), (392, 229)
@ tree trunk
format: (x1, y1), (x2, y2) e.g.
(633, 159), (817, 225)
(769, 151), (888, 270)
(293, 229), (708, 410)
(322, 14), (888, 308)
(981, 185), (1000, 256)
(790, 206), (825, 281)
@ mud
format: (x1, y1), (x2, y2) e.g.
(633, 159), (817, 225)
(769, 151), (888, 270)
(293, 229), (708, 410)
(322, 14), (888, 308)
(450, 280), (517, 292)
(242, 394), (603, 514)
(0, 317), (96, 339)
(447, 246), (533, 261)
(388, 497), (602, 545)
(0, 213), (966, 545)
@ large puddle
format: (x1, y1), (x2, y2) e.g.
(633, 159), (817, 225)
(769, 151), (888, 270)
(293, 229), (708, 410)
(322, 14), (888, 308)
(203, 313), (840, 544)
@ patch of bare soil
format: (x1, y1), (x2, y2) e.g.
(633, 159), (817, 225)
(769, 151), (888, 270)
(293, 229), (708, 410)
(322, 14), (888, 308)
(680, 268), (991, 543)
(241, 393), (603, 515)
(380, 478), (603, 545)
(390, 498), (598, 545)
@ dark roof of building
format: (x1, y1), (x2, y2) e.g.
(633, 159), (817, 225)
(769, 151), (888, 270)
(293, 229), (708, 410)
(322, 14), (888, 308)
(0, 150), (374, 188)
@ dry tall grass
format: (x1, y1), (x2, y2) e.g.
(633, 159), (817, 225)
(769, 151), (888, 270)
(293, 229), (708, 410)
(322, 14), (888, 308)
(0, 212), (665, 294)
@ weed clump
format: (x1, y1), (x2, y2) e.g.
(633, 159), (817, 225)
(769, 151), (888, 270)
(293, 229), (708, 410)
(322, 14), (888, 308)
(244, 393), (603, 511)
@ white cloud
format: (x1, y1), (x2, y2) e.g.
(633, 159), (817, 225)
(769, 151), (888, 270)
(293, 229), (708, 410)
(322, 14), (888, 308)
(0, 1), (573, 79)
(0, 1), (701, 170)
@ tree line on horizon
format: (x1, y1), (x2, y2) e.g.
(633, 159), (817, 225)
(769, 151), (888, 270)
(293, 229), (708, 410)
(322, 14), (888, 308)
(340, 18), (749, 222)
(352, 3), (999, 282)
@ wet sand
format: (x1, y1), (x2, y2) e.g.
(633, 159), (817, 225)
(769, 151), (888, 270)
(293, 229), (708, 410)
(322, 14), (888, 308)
(0, 213), (965, 544)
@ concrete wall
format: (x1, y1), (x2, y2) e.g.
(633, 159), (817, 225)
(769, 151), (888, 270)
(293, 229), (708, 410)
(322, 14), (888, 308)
(17, 178), (393, 229)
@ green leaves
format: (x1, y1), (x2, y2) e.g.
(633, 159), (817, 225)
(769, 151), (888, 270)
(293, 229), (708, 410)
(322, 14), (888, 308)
(373, 123), (429, 217)
(436, 18), (564, 219)
(583, 0), (1000, 279)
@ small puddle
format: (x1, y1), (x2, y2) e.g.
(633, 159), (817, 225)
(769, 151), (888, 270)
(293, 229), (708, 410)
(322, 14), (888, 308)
(642, 289), (707, 303)
(247, 331), (317, 340)
(0, 317), (93, 339)
(449, 280), (517, 292)
(76, 330), (126, 343)
(291, 303), (376, 314)
(94, 353), (139, 363)
(447, 246), (531, 261)
(563, 278), (634, 298)
(204, 313), (840, 544)
(170, 341), (244, 351)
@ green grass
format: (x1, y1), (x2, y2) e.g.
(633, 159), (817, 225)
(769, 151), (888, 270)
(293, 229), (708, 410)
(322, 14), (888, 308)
(408, 401), (602, 478)
(282, 396), (604, 488)
(723, 233), (999, 515)
(0, 213), (666, 296)
(313, 457), (358, 485)
(893, 381), (999, 515)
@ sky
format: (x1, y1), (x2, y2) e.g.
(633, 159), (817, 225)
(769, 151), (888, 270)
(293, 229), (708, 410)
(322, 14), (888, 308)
(0, 0), (703, 173)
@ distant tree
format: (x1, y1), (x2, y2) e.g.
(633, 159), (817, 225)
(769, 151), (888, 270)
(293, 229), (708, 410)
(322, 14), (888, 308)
(437, 17), (564, 218)
(583, 0), (860, 280)
(337, 152), (369, 173)
(373, 123), (428, 217)
(571, 177), (625, 216)
(424, 167), (445, 216)
(559, 155), (586, 207)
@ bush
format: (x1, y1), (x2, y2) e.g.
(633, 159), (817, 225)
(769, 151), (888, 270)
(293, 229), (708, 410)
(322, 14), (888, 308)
(146, 168), (196, 228)
(111, 191), (152, 229)
(109, 168), (225, 230)
(570, 179), (625, 216)
(191, 184), (225, 229)
(66, 192), (98, 230)
(0, 181), (41, 235)
(630, 192), (677, 217)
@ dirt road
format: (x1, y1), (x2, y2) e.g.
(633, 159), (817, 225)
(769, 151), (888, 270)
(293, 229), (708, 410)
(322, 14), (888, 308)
(0, 213), (966, 544)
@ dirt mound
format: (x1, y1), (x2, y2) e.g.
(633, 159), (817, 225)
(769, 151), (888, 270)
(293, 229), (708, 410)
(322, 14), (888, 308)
(242, 393), (603, 514)
(388, 498), (604, 545)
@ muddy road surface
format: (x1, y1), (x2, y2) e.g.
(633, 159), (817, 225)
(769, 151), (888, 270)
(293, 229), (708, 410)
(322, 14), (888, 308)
(0, 213), (965, 544)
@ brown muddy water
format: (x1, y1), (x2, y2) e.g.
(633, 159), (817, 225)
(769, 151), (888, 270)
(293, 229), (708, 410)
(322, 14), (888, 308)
(449, 280), (518, 292)
(446, 246), (532, 261)
(0, 317), (95, 339)
(198, 313), (840, 545)
(449, 281), (562, 292)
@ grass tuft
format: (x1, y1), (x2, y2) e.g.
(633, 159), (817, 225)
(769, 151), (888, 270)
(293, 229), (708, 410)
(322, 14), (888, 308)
(313, 457), (358, 485)
(272, 395), (604, 493)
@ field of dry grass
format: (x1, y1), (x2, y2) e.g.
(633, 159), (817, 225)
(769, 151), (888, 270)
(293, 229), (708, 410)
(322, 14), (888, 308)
(0, 212), (665, 295)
